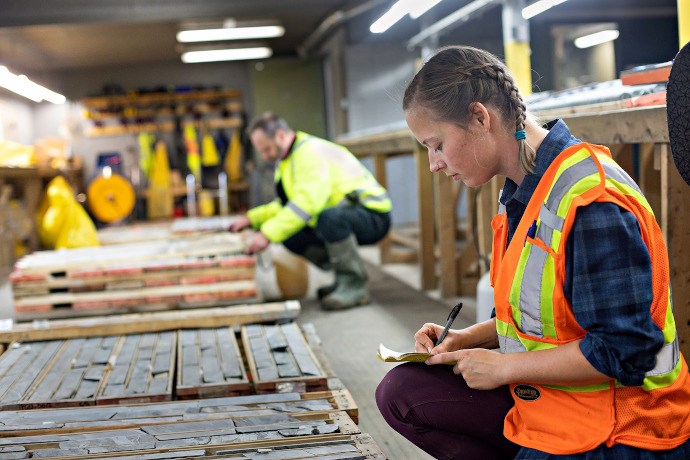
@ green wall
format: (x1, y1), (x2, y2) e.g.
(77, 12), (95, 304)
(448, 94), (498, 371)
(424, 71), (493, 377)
(249, 58), (326, 138)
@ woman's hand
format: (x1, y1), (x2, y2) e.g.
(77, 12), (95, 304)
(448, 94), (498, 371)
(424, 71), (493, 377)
(414, 323), (465, 354)
(427, 348), (508, 390)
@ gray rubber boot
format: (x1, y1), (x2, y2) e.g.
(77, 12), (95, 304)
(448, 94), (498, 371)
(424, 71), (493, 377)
(301, 245), (338, 299)
(320, 234), (370, 310)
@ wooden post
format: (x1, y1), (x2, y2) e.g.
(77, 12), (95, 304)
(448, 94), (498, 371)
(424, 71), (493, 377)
(639, 143), (661, 217)
(415, 146), (436, 290)
(661, 144), (690, 357)
(433, 173), (457, 297)
(372, 154), (393, 264)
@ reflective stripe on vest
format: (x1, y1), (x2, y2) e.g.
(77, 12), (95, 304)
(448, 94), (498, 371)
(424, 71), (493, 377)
(498, 146), (679, 390)
(286, 201), (311, 222)
(338, 187), (391, 207)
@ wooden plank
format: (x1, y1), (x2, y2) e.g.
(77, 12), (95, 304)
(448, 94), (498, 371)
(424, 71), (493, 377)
(176, 328), (251, 399)
(13, 279), (258, 309)
(0, 411), (360, 458)
(12, 233), (245, 275)
(338, 128), (418, 157)
(242, 323), (328, 394)
(0, 389), (358, 437)
(214, 434), (386, 459)
(0, 301), (301, 343)
(557, 106), (668, 145)
(11, 266), (254, 292)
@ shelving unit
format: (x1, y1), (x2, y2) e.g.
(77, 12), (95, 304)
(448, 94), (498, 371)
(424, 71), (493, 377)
(81, 88), (250, 216)
(81, 88), (245, 138)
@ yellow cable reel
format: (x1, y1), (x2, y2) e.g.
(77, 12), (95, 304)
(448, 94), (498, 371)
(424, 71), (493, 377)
(86, 170), (136, 223)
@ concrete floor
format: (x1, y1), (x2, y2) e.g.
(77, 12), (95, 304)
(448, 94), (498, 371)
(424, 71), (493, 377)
(0, 246), (479, 459)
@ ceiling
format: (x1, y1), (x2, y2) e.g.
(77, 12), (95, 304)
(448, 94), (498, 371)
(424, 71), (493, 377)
(0, 0), (384, 73)
(0, 0), (680, 74)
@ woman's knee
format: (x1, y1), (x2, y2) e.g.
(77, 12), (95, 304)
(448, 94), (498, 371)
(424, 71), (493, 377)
(376, 364), (426, 421)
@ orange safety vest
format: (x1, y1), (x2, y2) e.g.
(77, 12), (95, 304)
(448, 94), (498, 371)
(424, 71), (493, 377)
(491, 143), (690, 454)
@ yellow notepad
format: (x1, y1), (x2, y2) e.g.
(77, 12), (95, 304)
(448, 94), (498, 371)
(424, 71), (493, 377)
(377, 343), (431, 363)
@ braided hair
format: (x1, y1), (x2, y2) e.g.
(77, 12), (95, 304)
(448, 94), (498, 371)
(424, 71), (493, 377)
(403, 46), (536, 174)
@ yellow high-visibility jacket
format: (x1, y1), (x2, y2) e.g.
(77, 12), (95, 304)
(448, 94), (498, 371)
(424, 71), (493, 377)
(247, 131), (391, 243)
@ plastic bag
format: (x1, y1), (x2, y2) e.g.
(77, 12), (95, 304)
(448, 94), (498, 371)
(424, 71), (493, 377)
(36, 176), (100, 249)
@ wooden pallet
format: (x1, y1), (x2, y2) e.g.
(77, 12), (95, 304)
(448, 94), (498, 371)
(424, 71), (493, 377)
(11, 260), (254, 297)
(212, 433), (386, 459)
(242, 322), (329, 394)
(0, 434), (385, 459)
(0, 390), (358, 436)
(10, 233), (257, 318)
(176, 327), (251, 399)
(170, 216), (239, 235)
(97, 331), (177, 406)
(0, 340), (65, 408)
(19, 336), (119, 409)
(13, 233), (245, 275)
(96, 217), (241, 246)
(97, 221), (174, 246)
(0, 332), (177, 410)
(0, 410), (362, 458)
(0, 301), (301, 344)
(13, 279), (259, 320)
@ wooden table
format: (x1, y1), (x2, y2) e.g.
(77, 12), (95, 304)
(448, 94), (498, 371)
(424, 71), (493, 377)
(339, 128), (458, 295)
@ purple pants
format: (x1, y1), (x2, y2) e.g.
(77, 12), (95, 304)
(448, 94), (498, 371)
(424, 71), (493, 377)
(376, 362), (520, 460)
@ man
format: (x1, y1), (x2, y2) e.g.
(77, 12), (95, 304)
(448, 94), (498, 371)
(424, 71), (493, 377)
(229, 112), (392, 310)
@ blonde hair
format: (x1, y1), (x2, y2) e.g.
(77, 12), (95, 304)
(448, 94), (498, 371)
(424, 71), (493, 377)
(403, 46), (535, 174)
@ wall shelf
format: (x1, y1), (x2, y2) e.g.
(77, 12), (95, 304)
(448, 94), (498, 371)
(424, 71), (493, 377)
(81, 88), (244, 138)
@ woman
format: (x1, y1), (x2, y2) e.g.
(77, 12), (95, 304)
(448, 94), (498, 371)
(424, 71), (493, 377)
(375, 45), (690, 459)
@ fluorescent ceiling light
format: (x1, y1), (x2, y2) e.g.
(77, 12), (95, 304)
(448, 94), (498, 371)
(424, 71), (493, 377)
(181, 47), (273, 63)
(0, 66), (66, 104)
(177, 26), (285, 43)
(521, 0), (567, 20)
(371, 0), (444, 34)
(574, 29), (620, 49)
(409, 0), (444, 19)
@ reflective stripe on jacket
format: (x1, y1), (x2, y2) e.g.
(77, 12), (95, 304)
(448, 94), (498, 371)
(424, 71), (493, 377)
(247, 131), (391, 242)
(491, 143), (690, 454)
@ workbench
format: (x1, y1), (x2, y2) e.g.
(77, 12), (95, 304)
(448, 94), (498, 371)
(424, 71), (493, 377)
(338, 128), (463, 296)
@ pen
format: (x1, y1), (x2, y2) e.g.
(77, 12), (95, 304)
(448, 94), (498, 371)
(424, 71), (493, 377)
(435, 302), (463, 346)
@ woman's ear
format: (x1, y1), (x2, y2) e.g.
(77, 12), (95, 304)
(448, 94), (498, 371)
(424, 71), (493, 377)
(469, 102), (491, 131)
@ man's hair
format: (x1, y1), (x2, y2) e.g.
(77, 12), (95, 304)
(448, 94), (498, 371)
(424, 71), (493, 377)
(247, 112), (291, 138)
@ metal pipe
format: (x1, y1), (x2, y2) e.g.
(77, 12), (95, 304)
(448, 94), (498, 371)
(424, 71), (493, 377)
(298, 0), (389, 57)
(407, 0), (499, 50)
